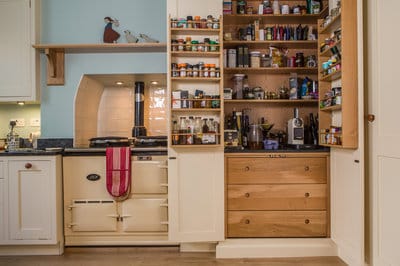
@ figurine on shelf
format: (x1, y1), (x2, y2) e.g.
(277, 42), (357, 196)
(103, 17), (120, 43)
(138, 33), (159, 43)
(124, 30), (138, 43)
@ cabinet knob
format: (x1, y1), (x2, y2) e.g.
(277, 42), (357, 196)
(304, 166), (310, 171)
(304, 192), (310, 198)
(245, 193), (250, 198)
(245, 219), (250, 224)
(244, 166), (250, 171)
(304, 219), (310, 224)
(25, 163), (32, 169)
(367, 114), (375, 122)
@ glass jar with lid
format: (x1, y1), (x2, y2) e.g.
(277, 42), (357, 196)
(250, 51), (261, 68)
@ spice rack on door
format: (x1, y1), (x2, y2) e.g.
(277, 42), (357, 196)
(317, 0), (358, 149)
(168, 15), (224, 147)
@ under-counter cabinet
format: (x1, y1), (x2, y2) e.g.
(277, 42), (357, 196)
(0, 160), (5, 242)
(0, 156), (63, 255)
(0, 0), (40, 102)
(225, 152), (329, 238)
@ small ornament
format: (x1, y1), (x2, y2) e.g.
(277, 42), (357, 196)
(138, 33), (159, 43)
(103, 17), (120, 43)
(124, 30), (138, 43)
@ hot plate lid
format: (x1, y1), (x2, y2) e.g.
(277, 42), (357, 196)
(133, 136), (167, 147)
(89, 136), (130, 147)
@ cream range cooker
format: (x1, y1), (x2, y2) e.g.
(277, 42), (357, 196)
(62, 148), (171, 246)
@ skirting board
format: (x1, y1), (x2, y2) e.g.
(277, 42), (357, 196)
(216, 238), (338, 258)
(0, 244), (64, 256)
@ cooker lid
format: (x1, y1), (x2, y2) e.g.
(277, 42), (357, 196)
(89, 136), (131, 147)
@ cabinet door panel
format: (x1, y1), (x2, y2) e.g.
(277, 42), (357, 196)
(227, 184), (327, 211)
(121, 198), (168, 232)
(227, 210), (327, 237)
(227, 157), (327, 184)
(70, 200), (118, 232)
(0, 179), (4, 241)
(8, 160), (52, 240)
(131, 157), (168, 194)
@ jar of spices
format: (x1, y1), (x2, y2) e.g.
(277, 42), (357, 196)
(186, 64), (193, 77)
(198, 62), (205, 77)
(191, 40), (199, 51)
(171, 63), (179, 77)
(250, 51), (261, 68)
(209, 40), (217, 52)
(212, 18), (220, 29)
(205, 95), (212, 108)
(260, 54), (271, 67)
(194, 16), (201, 28)
(177, 39), (184, 51)
(186, 16), (193, 28)
(228, 49), (237, 68)
(193, 96), (202, 108)
(206, 15), (213, 28)
(203, 64), (210, 78)
(197, 42), (204, 52)
(185, 36), (192, 51)
(171, 18), (178, 28)
(209, 64), (216, 77)
(215, 67), (220, 78)
(200, 18), (207, 28)
(211, 95), (220, 108)
(266, 27), (273, 40)
(192, 64), (199, 77)
(178, 63), (187, 77)
(171, 40), (178, 51)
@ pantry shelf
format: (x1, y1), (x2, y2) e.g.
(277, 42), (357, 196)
(223, 40), (318, 49)
(320, 70), (342, 82)
(320, 105), (342, 111)
(170, 77), (221, 82)
(319, 13), (341, 34)
(319, 39), (342, 57)
(171, 108), (222, 112)
(170, 28), (220, 35)
(224, 67), (318, 74)
(171, 51), (220, 58)
(223, 7), (328, 24)
(224, 99), (318, 104)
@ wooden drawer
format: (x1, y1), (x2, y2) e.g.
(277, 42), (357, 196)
(227, 211), (327, 237)
(227, 184), (327, 211)
(226, 157), (327, 184)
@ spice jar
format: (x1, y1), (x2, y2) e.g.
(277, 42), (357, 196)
(203, 64), (210, 78)
(206, 15), (213, 28)
(260, 54), (271, 67)
(191, 40), (199, 51)
(178, 63), (187, 77)
(192, 64), (199, 77)
(212, 18), (219, 29)
(209, 64), (216, 77)
(171, 40), (178, 51)
(250, 51), (261, 68)
(177, 39), (184, 51)
(295, 52), (305, 67)
(185, 37), (192, 51)
(186, 64), (193, 77)
(209, 40), (218, 52)
(194, 16), (201, 28)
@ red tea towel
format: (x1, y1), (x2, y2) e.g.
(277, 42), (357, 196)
(106, 147), (131, 201)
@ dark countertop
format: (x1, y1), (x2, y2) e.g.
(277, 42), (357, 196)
(0, 149), (61, 156)
(224, 145), (330, 153)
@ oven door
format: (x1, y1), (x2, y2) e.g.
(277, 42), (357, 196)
(131, 155), (168, 194)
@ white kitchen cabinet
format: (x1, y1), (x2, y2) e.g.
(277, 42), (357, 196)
(0, 0), (40, 102)
(168, 149), (225, 243)
(0, 160), (5, 242)
(0, 156), (63, 255)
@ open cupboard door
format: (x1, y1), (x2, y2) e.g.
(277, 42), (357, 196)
(368, 0), (400, 265)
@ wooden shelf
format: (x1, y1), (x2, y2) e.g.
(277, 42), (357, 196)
(223, 7), (328, 25)
(171, 77), (221, 82)
(319, 13), (341, 34)
(223, 40), (318, 49)
(33, 43), (167, 85)
(171, 108), (221, 112)
(171, 144), (222, 148)
(224, 67), (318, 75)
(320, 105), (342, 111)
(171, 51), (220, 58)
(170, 28), (220, 35)
(319, 39), (342, 57)
(320, 70), (342, 82)
(224, 99), (318, 104)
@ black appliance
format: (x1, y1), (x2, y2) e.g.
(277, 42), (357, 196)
(132, 81), (147, 137)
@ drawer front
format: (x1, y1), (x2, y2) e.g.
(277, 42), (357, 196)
(227, 157), (327, 184)
(227, 211), (327, 237)
(227, 184), (327, 211)
(70, 200), (118, 232)
(121, 198), (168, 232)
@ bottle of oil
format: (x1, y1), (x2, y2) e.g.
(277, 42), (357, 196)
(6, 121), (19, 151)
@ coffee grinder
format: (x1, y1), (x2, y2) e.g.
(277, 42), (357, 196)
(287, 108), (304, 145)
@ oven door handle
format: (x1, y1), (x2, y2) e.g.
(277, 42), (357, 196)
(160, 221), (169, 225)
(159, 183), (168, 187)
(157, 165), (168, 169)
(160, 203), (168, 207)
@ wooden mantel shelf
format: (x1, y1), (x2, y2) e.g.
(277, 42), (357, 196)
(33, 43), (167, 85)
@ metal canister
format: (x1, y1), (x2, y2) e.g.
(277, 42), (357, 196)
(228, 49), (237, 68)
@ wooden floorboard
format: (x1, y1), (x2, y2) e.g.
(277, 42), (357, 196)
(0, 246), (347, 266)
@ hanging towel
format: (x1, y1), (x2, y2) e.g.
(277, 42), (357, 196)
(106, 147), (131, 201)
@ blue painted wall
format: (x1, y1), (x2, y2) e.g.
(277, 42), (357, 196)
(40, 0), (167, 137)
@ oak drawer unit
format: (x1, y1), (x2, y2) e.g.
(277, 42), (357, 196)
(225, 153), (330, 238)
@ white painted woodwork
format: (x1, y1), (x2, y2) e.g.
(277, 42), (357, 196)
(368, 0), (400, 265)
(0, 156), (63, 255)
(0, 0), (40, 102)
(8, 159), (53, 241)
(167, 0), (225, 244)
(168, 149), (225, 242)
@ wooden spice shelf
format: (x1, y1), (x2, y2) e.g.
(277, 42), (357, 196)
(320, 70), (342, 82)
(224, 99), (318, 104)
(170, 28), (220, 35)
(171, 51), (221, 58)
(319, 13), (341, 34)
(224, 67), (318, 74)
(33, 43), (167, 85)
(171, 108), (222, 112)
(320, 105), (342, 112)
(223, 40), (318, 49)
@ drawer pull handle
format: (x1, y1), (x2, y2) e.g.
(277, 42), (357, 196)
(245, 219), (250, 224)
(305, 219), (310, 224)
(304, 166), (310, 171)
(245, 193), (250, 198)
(304, 192), (310, 198)
(244, 166), (250, 171)
(25, 163), (32, 169)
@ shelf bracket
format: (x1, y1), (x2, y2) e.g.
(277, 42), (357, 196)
(44, 48), (65, 85)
